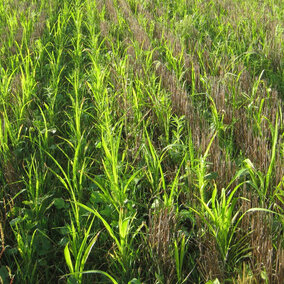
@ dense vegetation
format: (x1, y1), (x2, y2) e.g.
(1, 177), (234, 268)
(0, 0), (283, 283)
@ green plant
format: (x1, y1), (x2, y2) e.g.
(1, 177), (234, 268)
(64, 217), (99, 283)
(192, 181), (249, 267)
(174, 235), (188, 284)
(76, 204), (143, 281)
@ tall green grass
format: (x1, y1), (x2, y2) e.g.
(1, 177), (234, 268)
(0, 0), (283, 283)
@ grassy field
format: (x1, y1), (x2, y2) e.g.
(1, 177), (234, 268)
(0, 0), (283, 283)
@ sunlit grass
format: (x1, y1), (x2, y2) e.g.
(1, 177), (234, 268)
(0, 0), (283, 283)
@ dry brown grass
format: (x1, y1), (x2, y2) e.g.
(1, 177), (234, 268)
(240, 193), (284, 284)
(148, 207), (176, 283)
(0, 220), (4, 261)
(197, 232), (224, 282)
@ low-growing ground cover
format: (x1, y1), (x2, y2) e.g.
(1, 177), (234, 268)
(0, 0), (283, 283)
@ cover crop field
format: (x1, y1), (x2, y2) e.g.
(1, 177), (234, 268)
(0, 0), (283, 283)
